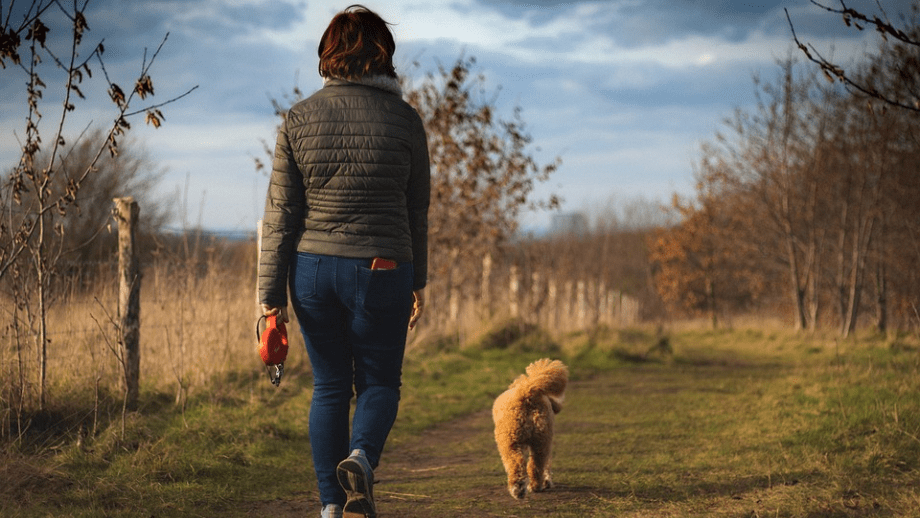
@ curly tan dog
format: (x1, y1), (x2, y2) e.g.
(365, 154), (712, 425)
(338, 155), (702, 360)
(492, 358), (568, 499)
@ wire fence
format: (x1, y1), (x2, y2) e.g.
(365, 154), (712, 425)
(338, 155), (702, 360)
(3, 222), (641, 418)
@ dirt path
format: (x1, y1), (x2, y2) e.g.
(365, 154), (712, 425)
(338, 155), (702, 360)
(245, 378), (608, 517)
(244, 358), (798, 517)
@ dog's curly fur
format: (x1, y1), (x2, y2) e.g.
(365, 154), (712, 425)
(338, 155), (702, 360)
(492, 358), (568, 499)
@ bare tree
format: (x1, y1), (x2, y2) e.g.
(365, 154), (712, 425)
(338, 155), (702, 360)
(709, 59), (833, 330)
(657, 45), (920, 333)
(6, 130), (172, 269)
(648, 159), (763, 328)
(785, 2), (920, 332)
(404, 56), (560, 282)
(1, 0), (196, 410)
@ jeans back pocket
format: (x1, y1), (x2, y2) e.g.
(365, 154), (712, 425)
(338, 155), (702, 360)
(290, 253), (320, 302)
(356, 263), (413, 317)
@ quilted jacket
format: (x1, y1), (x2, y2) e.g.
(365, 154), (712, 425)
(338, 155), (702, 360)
(258, 77), (430, 308)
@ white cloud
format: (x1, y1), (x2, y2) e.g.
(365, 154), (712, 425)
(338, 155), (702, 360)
(1, 0), (896, 233)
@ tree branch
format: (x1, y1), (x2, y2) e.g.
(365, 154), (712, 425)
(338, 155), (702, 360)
(784, 6), (920, 113)
(122, 84), (200, 118)
(809, 0), (917, 47)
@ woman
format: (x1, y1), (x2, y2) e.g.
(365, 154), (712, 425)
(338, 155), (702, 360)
(257, 5), (429, 518)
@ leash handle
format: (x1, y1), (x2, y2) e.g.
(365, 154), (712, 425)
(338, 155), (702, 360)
(255, 314), (267, 343)
(257, 313), (285, 386)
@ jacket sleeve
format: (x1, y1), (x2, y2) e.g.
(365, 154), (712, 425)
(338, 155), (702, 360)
(407, 113), (431, 290)
(258, 118), (305, 307)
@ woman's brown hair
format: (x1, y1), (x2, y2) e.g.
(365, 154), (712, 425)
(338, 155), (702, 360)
(318, 5), (396, 80)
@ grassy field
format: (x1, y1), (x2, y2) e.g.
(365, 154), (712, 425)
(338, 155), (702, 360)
(2, 323), (920, 517)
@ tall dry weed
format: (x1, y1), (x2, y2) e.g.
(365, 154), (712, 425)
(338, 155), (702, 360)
(1, 237), (261, 426)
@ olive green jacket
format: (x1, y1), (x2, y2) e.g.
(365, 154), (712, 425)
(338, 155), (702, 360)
(258, 76), (430, 308)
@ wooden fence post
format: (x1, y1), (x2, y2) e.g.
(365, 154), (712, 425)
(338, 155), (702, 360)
(563, 281), (573, 330)
(531, 271), (542, 321)
(481, 253), (492, 318)
(448, 248), (460, 325)
(547, 279), (557, 328)
(114, 197), (141, 410)
(597, 281), (607, 325)
(509, 265), (520, 318)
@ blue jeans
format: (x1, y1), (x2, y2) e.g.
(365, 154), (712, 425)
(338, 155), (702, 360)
(289, 252), (414, 506)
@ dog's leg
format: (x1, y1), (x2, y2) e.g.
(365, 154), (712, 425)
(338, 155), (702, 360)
(500, 444), (528, 499)
(542, 461), (553, 491)
(527, 434), (553, 493)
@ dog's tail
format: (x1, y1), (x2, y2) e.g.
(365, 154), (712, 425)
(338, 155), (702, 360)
(514, 358), (568, 413)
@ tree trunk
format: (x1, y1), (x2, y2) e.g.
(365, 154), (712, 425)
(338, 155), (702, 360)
(806, 263), (819, 332)
(705, 275), (718, 329)
(801, 181), (822, 332)
(836, 193), (850, 336)
(843, 215), (874, 338)
(842, 244), (862, 338)
(875, 257), (887, 333)
(784, 233), (807, 331)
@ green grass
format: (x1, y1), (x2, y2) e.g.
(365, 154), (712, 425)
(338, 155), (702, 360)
(3, 325), (920, 517)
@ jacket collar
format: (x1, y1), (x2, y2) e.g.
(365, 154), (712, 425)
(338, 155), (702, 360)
(323, 75), (403, 97)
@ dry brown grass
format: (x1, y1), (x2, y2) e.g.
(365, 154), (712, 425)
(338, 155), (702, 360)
(1, 240), (272, 424)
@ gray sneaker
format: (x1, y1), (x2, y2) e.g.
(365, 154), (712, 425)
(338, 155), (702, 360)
(336, 449), (376, 518)
(320, 504), (343, 518)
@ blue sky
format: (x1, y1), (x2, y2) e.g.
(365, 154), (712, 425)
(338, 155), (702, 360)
(1, 0), (912, 232)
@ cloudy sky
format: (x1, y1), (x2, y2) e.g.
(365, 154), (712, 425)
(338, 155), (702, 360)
(1, 0), (911, 233)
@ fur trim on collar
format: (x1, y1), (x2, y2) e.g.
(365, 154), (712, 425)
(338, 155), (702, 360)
(323, 75), (403, 96)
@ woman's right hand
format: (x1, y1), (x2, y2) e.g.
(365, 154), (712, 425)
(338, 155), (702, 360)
(260, 304), (290, 323)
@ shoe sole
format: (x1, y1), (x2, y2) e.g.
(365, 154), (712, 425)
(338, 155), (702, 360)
(337, 459), (376, 518)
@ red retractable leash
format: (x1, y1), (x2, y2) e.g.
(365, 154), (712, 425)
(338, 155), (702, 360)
(256, 314), (288, 386)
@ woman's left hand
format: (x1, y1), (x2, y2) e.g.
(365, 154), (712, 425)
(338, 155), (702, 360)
(408, 289), (425, 331)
